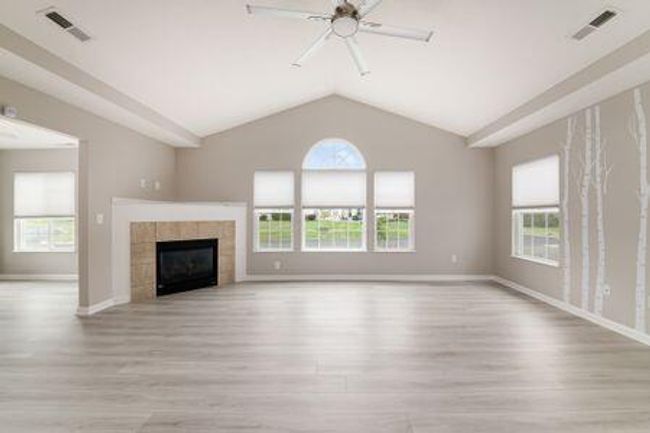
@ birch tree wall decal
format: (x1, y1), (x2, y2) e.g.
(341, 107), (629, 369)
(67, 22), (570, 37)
(632, 88), (648, 332)
(593, 106), (612, 316)
(580, 108), (593, 311)
(562, 116), (577, 304)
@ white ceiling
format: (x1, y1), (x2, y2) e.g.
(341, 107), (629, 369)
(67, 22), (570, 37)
(0, 0), (650, 141)
(0, 115), (79, 149)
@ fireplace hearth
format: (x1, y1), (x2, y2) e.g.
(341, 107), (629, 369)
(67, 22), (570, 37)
(156, 238), (218, 296)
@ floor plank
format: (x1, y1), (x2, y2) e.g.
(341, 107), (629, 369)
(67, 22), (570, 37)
(0, 280), (649, 432)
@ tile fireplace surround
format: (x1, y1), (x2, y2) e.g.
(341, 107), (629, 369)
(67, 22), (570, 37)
(130, 221), (235, 302)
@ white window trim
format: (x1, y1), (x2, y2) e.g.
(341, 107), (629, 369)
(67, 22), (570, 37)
(253, 208), (294, 253)
(374, 209), (416, 252)
(13, 170), (76, 254)
(301, 208), (367, 252)
(13, 216), (76, 253)
(511, 207), (560, 267)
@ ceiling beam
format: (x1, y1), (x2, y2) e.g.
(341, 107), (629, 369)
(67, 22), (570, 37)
(467, 29), (650, 147)
(0, 23), (200, 147)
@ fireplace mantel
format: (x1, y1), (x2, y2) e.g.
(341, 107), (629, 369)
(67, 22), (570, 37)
(111, 199), (247, 305)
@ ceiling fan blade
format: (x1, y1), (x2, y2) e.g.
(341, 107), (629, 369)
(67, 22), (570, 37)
(344, 37), (370, 76)
(293, 28), (334, 67)
(359, 21), (433, 42)
(358, 0), (383, 17)
(246, 5), (330, 22)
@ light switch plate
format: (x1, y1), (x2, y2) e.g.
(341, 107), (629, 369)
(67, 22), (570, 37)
(154, 181), (161, 191)
(139, 179), (147, 189)
(273, 261), (282, 270)
(95, 213), (104, 225)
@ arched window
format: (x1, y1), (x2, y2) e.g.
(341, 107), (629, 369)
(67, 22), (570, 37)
(303, 139), (366, 170)
(302, 139), (367, 251)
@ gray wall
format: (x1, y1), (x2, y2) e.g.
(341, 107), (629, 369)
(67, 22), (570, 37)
(0, 149), (78, 275)
(495, 81), (650, 335)
(0, 76), (177, 307)
(177, 96), (495, 276)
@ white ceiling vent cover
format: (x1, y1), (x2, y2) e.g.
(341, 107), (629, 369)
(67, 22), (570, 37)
(572, 9), (619, 41)
(39, 7), (92, 42)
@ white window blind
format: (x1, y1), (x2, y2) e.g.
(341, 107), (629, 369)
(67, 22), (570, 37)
(14, 172), (75, 217)
(302, 171), (366, 207)
(374, 171), (415, 208)
(512, 155), (559, 208)
(254, 171), (294, 207)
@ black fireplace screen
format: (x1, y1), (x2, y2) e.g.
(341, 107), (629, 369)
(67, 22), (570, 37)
(156, 238), (218, 296)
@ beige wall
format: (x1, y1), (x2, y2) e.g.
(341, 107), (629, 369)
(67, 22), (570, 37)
(0, 148), (77, 275)
(495, 82), (650, 335)
(0, 76), (176, 306)
(177, 96), (494, 276)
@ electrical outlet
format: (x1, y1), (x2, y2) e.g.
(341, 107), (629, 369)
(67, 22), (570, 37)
(95, 213), (104, 225)
(139, 178), (147, 189)
(603, 285), (611, 297)
(154, 180), (161, 191)
(273, 260), (282, 271)
(451, 254), (458, 264)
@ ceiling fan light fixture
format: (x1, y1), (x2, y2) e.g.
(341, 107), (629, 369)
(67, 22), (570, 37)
(332, 16), (359, 38)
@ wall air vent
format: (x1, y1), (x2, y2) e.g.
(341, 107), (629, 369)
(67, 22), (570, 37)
(39, 7), (92, 42)
(572, 9), (619, 41)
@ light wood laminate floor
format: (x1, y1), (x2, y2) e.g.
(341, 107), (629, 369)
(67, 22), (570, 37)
(1, 280), (650, 432)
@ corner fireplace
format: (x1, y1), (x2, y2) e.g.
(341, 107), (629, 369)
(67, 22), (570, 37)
(156, 238), (218, 296)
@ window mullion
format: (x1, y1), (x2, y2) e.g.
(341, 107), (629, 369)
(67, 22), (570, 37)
(346, 209), (350, 250)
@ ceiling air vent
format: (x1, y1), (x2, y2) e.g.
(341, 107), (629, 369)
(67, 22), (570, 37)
(572, 9), (619, 41)
(45, 11), (73, 29)
(39, 7), (92, 42)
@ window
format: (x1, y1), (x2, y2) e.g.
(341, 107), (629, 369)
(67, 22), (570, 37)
(303, 208), (365, 250)
(302, 138), (366, 170)
(253, 171), (294, 251)
(14, 172), (75, 253)
(374, 171), (415, 251)
(302, 139), (367, 251)
(511, 156), (560, 265)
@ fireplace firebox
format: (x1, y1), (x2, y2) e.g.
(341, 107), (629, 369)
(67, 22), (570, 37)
(156, 238), (218, 296)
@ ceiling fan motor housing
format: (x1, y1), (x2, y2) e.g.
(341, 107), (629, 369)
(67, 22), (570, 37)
(332, 2), (360, 38)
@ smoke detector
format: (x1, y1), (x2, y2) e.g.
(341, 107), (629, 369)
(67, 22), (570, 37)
(572, 8), (619, 41)
(38, 7), (92, 42)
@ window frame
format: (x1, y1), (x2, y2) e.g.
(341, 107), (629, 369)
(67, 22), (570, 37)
(511, 207), (560, 267)
(253, 170), (295, 253)
(253, 208), (294, 253)
(374, 208), (415, 253)
(301, 208), (367, 253)
(301, 139), (367, 253)
(14, 216), (76, 253)
(13, 171), (76, 254)
(510, 155), (561, 267)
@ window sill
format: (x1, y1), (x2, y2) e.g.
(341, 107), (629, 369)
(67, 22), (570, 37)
(302, 249), (367, 253)
(13, 250), (76, 254)
(511, 254), (559, 268)
(254, 249), (294, 253)
(373, 249), (416, 253)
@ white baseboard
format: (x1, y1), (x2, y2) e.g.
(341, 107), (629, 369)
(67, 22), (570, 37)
(244, 274), (494, 282)
(492, 276), (650, 347)
(76, 298), (115, 316)
(0, 274), (78, 281)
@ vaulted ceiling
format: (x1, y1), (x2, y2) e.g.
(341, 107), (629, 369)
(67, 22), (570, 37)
(1, 0), (650, 147)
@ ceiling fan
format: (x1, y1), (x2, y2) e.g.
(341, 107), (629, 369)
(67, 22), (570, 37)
(246, 0), (433, 76)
